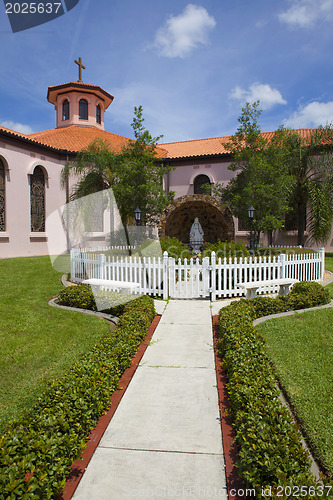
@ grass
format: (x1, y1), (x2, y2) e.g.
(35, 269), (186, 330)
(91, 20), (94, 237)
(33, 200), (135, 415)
(0, 256), (110, 433)
(324, 254), (333, 298)
(257, 276), (333, 477)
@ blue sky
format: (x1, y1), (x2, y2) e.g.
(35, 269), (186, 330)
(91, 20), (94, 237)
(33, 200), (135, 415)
(0, 0), (333, 143)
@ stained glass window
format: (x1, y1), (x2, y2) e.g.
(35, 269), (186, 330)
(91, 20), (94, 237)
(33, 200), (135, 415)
(0, 160), (5, 231)
(62, 99), (70, 120)
(96, 104), (101, 124)
(30, 166), (45, 232)
(79, 99), (88, 120)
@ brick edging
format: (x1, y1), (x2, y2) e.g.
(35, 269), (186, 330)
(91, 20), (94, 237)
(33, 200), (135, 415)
(57, 314), (161, 500)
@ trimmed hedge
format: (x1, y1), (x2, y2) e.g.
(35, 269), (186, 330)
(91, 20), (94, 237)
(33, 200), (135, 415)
(0, 295), (155, 499)
(202, 239), (250, 259)
(57, 284), (140, 317)
(160, 236), (193, 260)
(218, 282), (331, 498)
(58, 284), (97, 311)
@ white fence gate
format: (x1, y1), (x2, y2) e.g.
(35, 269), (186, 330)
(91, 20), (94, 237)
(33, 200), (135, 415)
(70, 248), (325, 300)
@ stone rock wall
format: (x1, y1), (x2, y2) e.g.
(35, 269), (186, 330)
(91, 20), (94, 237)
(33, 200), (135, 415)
(158, 195), (235, 244)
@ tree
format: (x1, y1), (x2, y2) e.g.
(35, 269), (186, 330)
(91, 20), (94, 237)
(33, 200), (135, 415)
(276, 126), (333, 246)
(61, 138), (118, 200)
(215, 102), (333, 246)
(217, 102), (293, 245)
(112, 105), (174, 227)
(61, 106), (174, 244)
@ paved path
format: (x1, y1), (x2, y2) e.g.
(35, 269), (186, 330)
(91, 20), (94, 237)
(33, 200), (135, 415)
(72, 300), (227, 499)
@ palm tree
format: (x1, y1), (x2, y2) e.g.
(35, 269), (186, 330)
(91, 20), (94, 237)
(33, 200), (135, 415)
(60, 138), (124, 246)
(61, 138), (118, 201)
(281, 126), (333, 246)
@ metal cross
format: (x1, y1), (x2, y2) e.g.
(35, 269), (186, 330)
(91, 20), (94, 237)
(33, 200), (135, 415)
(74, 57), (86, 82)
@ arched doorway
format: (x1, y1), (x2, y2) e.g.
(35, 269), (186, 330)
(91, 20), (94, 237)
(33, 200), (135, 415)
(194, 174), (211, 194)
(158, 195), (235, 244)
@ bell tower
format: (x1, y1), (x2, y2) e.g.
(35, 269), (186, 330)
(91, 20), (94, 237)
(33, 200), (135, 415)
(47, 58), (114, 130)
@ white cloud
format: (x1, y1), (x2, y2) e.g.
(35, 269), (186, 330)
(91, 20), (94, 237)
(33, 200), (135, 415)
(0, 120), (34, 135)
(278, 0), (333, 27)
(108, 81), (216, 143)
(284, 101), (333, 127)
(229, 83), (287, 110)
(152, 4), (216, 58)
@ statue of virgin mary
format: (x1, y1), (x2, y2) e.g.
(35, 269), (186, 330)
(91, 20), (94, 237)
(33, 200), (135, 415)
(190, 217), (204, 253)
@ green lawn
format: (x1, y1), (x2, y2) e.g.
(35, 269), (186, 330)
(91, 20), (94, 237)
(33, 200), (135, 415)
(325, 254), (333, 298)
(0, 256), (110, 433)
(257, 260), (333, 476)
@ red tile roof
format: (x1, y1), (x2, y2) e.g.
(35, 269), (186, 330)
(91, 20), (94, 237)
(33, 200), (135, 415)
(28, 125), (131, 153)
(160, 129), (317, 159)
(0, 125), (31, 140)
(28, 125), (168, 157)
(47, 82), (114, 108)
(0, 123), (318, 160)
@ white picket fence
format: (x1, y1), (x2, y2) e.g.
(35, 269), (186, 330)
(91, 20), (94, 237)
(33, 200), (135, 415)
(70, 247), (325, 300)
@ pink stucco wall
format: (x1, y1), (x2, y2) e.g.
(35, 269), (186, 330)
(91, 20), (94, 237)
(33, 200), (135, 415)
(0, 138), (332, 259)
(167, 159), (333, 252)
(54, 90), (105, 130)
(0, 138), (67, 259)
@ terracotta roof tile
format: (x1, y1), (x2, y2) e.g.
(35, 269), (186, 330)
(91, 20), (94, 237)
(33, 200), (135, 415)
(28, 126), (131, 153)
(0, 124), (318, 160)
(160, 128), (317, 159)
(0, 125), (31, 140)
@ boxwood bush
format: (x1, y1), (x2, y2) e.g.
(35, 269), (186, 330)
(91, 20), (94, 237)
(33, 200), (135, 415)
(217, 282), (331, 497)
(57, 284), (148, 317)
(202, 239), (250, 259)
(0, 295), (155, 499)
(160, 236), (193, 260)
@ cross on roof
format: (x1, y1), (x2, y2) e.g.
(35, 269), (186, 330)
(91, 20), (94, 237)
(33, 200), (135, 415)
(74, 57), (86, 82)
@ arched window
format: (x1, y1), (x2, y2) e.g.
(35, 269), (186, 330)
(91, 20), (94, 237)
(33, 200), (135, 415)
(0, 160), (5, 231)
(79, 99), (88, 120)
(30, 166), (45, 232)
(96, 104), (101, 124)
(62, 99), (70, 120)
(194, 174), (211, 194)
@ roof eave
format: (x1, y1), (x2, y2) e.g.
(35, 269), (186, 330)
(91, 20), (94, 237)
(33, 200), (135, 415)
(0, 127), (76, 156)
(163, 152), (232, 162)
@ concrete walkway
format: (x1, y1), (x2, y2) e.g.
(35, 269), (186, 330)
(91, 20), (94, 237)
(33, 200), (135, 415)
(72, 300), (227, 499)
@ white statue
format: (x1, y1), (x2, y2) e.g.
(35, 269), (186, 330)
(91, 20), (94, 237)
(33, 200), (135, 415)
(190, 217), (204, 253)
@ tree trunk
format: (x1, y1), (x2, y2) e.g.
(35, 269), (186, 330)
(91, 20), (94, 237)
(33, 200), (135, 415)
(123, 223), (132, 256)
(297, 203), (306, 246)
(268, 230), (273, 247)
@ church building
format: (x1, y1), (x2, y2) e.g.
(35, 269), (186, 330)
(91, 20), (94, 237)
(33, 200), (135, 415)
(1, 61), (332, 258)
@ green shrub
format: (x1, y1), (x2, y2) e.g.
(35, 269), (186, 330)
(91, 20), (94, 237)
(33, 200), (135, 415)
(0, 295), (156, 499)
(290, 281), (331, 308)
(58, 284), (96, 311)
(249, 295), (288, 317)
(246, 281), (330, 318)
(160, 236), (193, 260)
(217, 284), (330, 496)
(202, 239), (250, 260)
(57, 285), (156, 319)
